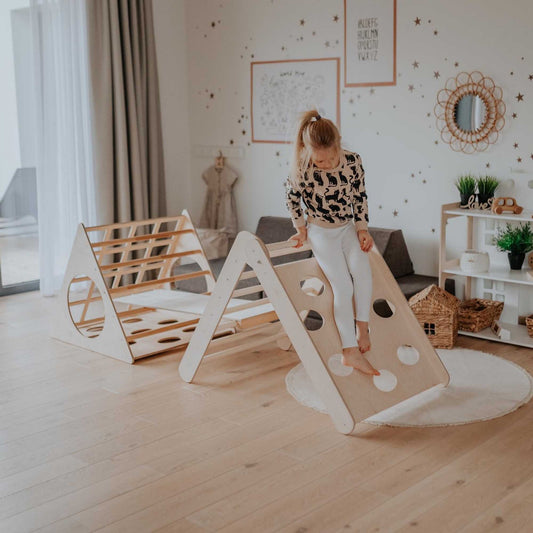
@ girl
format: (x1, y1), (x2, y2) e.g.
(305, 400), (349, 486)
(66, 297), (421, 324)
(285, 110), (379, 377)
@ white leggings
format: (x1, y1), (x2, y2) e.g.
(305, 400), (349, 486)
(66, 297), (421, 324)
(307, 222), (373, 348)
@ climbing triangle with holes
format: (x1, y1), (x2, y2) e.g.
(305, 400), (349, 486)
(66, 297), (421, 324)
(179, 231), (450, 434)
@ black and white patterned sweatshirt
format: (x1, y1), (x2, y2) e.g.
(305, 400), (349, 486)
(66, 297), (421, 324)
(285, 149), (369, 231)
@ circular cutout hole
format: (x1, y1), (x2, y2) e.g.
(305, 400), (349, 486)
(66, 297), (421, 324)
(131, 328), (151, 335)
(299, 309), (324, 331)
(299, 277), (325, 297)
(158, 319), (179, 325)
(397, 344), (420, 366)
(327, 354), (353, 377)
(158, 337), (181, 343)
(373, 370), (398, 392)
(123, 318), (143, 324)
(372, 299), (395, 318)
(67, 275), (105, 338)
(182, 326), (196, 332)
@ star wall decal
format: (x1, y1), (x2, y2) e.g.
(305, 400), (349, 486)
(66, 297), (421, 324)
(434, 30), (438, 36)
(333, 15), (339, 22)
(514, 142), (519, 148)
(517, 157), (522, 162)
(454, 61), (459, 67)
(412, 61), (419, 69)
(393, 210), (398, 216)
(516, 93), (524, 101)
(408, 85), (414, 92)
(530, 154), (533, 159)
(512, 112), (518, 118)
(369, 88), (375, 95)
(529, 74), (533, 80)
(434, 71), (440, 79)
(486, 163), (490, 168)
(325, 41), (330, 47)
(414, 17), (421, 25)
(299, 19), (305, 26)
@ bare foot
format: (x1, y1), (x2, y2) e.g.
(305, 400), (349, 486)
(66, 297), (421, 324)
(342, 346), (380, 376)
(356, 322), (371, 353)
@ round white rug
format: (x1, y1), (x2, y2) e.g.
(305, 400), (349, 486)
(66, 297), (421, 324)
(285, 348), (533, 427)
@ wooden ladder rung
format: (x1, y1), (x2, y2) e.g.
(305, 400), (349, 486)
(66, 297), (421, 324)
(108, 270), (212, 296)
(232, 284), (264, 298)
(266, 241), (312, 258)
(86, 215), (188, 233)
(100, 250), (202, 271)
(76, 306), (156, 327)
(90, 229), (194, 248)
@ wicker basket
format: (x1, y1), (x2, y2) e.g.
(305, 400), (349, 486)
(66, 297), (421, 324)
(458, 299), (504, 332)
(526, 314), (533, 338)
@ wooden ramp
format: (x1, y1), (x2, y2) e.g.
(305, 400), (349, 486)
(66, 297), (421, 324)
(179, 231), (450, 434)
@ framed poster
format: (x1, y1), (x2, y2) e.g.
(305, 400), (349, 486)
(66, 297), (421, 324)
(251, 57), (340, 144)
(344, 0), (396, 87)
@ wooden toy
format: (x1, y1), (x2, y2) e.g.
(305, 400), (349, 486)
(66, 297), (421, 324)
(179, 231), (450, 435)
(52, 211), (246, 363)
(491, 197), (523, 215)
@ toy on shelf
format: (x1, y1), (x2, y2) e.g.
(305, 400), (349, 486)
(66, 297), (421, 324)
(491, 197), (523, 215)
(491, 320), (511, 341)
(179, 231), (450, 435)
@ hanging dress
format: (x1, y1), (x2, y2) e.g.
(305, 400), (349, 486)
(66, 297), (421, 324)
(199, 165), (238, 237)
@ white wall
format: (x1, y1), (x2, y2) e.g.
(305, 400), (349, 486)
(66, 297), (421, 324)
(152, 0), (191, 216)
(157, 0), (533, 276)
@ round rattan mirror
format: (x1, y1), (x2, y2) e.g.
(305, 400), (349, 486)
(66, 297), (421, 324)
(435, 71), (505, 153)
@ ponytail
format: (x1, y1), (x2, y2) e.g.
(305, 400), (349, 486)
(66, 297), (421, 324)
(289, 110), (341, 187)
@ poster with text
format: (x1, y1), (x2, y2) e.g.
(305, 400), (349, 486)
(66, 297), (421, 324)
(251, 58), (340, 143)
(344, 0), (396, 87)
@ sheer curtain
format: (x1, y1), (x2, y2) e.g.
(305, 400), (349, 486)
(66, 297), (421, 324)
(30, 0), (97, 295)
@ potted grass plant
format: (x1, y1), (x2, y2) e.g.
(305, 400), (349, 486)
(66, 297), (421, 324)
(494, 222), (533, 270)
(477, 175), (499, 206)
(455, 174), (477, 207)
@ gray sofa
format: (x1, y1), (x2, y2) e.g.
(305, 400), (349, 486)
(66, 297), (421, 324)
(173, 216), (453, 300)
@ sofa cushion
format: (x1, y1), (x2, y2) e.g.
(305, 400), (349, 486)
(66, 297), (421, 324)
(368, 227), (414, 278)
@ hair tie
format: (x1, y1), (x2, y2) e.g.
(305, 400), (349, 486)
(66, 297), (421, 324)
(310, 114), (321, 122)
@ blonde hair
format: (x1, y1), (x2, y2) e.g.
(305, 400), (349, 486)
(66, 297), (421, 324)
(289, 110), (341, 187)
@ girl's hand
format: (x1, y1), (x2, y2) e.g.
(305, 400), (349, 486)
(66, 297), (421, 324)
(358, 230), (373, 252)
(289, 227), (307, 248)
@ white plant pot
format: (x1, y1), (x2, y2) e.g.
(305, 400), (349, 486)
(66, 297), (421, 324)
(460, 250), (490, 273)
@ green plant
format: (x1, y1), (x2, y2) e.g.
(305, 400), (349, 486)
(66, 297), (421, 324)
(477, 175), (499, 196)
(494, 222), (533, 254)
(455, 174), (477, 195)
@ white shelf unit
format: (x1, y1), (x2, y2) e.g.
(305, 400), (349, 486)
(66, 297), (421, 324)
(439, 202), (533, 348)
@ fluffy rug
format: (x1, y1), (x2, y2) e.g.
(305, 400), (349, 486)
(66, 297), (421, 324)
(285, 348), (533, 427)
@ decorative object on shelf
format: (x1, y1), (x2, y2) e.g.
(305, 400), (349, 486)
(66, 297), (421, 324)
(464, 195), (494, 210)
(455, 175), (477, 208)
(435, 71), (505, 153)
(526, 315), (533, 338)
(460, 250), (490, 273)
(408, 284), (460, 349)
(491, 197), (524, 215)
(491, 320), (511, 341)
(476, 175), (499, 207)
(458, 298), (504, 333)
(529, 252), (533, 269)
(494, 222), (533, 270)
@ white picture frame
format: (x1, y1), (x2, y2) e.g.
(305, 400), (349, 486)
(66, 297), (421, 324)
(251, 58), (340, 144)
(344, 0), (396, 87)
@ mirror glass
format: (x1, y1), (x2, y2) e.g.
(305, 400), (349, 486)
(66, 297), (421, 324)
(454, 94), (486, 132)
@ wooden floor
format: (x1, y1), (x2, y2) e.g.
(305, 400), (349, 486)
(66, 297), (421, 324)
(1, 290), (533, 533)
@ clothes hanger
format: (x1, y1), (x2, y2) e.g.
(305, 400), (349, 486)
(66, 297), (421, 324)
(215, 150), (225, 170)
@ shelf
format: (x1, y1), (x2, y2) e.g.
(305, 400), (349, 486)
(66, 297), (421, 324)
(459, 321), (533, 349)
(443, 265), (533, 286)
(443, 203), (533, 223)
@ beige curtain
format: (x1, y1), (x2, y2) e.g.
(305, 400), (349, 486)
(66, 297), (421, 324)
(86, 0), (165, 224)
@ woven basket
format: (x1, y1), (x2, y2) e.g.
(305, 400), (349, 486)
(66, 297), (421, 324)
(458, 299), (504, 332)
(526, 314), (533, 338)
